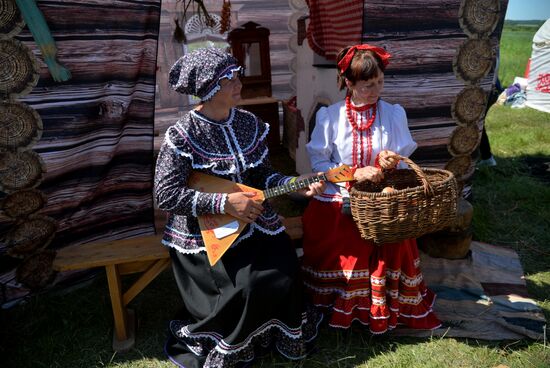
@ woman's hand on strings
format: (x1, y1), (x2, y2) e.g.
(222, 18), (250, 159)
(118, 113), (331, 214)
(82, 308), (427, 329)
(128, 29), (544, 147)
(354, 166), (384, 183)
(225, 192), (264, 223)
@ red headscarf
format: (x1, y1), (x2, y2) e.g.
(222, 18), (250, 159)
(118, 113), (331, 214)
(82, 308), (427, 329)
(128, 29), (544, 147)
(337, 44), (391, 74)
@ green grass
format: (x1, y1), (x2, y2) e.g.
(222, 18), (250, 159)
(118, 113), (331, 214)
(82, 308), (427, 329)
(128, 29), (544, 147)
(2, 112), (549, 368)
(499, 25), (539, 88)
(473, 106), (550, 325)
(2, 20), (550, 368)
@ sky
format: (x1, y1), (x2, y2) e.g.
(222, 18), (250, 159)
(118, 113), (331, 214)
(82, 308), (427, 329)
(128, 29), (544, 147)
(505, 0), (550, 20)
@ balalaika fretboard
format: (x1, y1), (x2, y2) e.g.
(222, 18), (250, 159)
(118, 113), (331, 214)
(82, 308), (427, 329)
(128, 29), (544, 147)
(263, 174), (327, 199)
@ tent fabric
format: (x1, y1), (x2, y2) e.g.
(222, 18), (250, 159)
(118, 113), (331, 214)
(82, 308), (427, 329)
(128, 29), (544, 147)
(0, 0), (160, 307)
(526, 19), (550, 113)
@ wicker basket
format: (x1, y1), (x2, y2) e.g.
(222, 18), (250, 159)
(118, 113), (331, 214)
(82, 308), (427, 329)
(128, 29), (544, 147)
(349, 155), (458, 244)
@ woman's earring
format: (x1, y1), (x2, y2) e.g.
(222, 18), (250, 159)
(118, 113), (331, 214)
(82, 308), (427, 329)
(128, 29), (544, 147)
(345, 79), (353, 90)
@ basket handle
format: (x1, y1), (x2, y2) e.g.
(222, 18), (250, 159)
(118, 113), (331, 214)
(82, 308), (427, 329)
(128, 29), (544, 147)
(387, 154), (434, 196)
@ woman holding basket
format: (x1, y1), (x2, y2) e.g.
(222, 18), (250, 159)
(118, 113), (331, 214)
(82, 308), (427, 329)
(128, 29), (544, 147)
(301, 44), (441, 333)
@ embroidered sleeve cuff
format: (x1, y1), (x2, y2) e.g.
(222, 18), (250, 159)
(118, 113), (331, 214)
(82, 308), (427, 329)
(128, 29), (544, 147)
(219, 193), (228, 214)
(194, 192), (228, 215)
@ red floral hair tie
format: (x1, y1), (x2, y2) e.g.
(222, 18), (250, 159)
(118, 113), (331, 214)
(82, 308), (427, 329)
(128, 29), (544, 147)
(337, 44), (391, 74)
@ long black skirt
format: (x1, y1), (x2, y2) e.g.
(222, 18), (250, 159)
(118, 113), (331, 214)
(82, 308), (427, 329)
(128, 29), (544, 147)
(165, 231), (322, 368)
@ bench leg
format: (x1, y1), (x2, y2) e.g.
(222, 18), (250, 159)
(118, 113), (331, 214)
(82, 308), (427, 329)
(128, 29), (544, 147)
(105, 264), (135, 352)
(122, 258), (171, 306)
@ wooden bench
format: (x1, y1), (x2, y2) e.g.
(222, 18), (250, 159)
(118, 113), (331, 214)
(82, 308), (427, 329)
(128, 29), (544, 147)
(52, 216), (303, 352)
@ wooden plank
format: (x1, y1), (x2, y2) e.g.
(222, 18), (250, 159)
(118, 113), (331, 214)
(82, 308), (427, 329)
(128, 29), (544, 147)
(105, 264), (128, 342)
(119, 260), (157, 275)
(53, 235), (167, 271)
(239, 96), (279, 105)
(122, 258), (171, 306)
(362, 0), (462, 31)
(54, 215), (305, 274)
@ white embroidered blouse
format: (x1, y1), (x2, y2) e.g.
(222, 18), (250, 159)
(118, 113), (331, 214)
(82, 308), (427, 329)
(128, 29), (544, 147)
(306, 99), (417, 202)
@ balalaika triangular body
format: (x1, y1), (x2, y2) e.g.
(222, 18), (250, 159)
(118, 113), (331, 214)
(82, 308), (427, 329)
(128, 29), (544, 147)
(187, 165), (354, 265)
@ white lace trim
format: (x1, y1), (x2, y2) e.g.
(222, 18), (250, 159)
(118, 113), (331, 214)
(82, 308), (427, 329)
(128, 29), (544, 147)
(162, 239), (206, 254)
(200, 65), (242, 102)
(167, 112), (269, 176)
(201, 84), (221, 102)
(166, 130), (238, 175)
(301, 266), (370, 279)
(226, 112), (270, 172)
(219, 193), (227, 214)
(235, 111), (261, 152)
(265, 173), (279, 189)
(312, 193), (344, 203)
(253, 223), (286, 237)
(329, 318), (371, 329)
(398, 293), (423, 305)
(303, 281), (371, 298)
(247, 147), (269, 170)
(170, 122), (233, 157)
(175, 316), (306, 357)
(399, 309), (433, 319)
(190, 108), (235, 126)
(400, 273), (423, 287)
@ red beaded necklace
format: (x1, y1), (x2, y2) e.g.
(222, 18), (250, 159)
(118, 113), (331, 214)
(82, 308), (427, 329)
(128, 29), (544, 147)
(345, 94), (377, 168)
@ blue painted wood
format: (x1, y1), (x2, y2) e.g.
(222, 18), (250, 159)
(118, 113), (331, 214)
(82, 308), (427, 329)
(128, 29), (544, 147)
(15, 0), (71, 82)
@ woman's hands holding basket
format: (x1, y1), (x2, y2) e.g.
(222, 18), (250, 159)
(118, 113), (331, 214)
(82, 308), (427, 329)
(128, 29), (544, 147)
(377, 150), (400, 170)
(354, 166), (384, 183)
(353, 150), (400, 183)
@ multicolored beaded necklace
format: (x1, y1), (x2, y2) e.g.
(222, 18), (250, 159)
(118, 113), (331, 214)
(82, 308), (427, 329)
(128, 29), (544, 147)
(345, 94), (377, 168)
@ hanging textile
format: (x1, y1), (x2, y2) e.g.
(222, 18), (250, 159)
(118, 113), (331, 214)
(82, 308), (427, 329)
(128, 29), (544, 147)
(306, 0), (364, 61)
(0, 0), (160, 307)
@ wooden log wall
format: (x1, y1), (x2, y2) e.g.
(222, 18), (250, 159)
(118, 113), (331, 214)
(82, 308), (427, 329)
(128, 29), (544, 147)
(0, 1), (53, 301)
(360, 0), (508, 176)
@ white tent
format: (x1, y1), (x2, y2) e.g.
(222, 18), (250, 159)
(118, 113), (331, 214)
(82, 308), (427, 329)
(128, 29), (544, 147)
(525, 19), (550, 113)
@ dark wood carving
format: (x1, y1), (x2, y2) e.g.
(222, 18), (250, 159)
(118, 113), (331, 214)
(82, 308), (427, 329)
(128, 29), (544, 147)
(0, 150), (44, 192)
(453, 38), (494, 84)
(0, 100), (43, 151)
(0, 0), (25, 39)
(452, 86), (488, 126)
(6, 215), (58, 258)
(1, 188), (46, 218)
(15, 249), (57, 290)
(459, 0), (500, 39)
(448, 125), (481, 156)
(228, 21), (272, 98)
(0, 38), (39, 98)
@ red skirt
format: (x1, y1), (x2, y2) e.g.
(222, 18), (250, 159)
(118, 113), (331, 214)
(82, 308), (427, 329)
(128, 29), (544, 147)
(301, 199), (441, 333)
